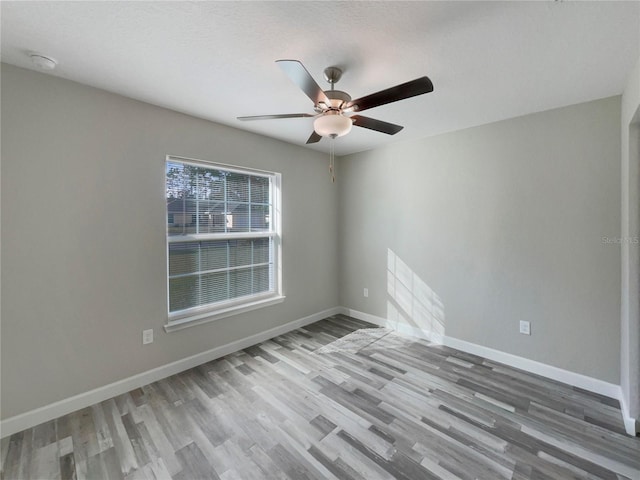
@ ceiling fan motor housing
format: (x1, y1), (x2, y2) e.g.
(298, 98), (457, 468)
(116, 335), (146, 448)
(316, 90), (352, 112)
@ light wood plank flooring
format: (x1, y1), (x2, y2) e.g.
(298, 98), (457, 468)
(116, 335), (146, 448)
(2, 315), (639, 479)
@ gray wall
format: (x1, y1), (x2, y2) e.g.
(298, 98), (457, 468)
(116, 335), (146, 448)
(338, 97), (622, 383)
(0, 64), (339, 419)
(621, 56), (640, 420)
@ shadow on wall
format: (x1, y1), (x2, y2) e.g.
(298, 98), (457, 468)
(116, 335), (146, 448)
(386, 249), (446, 343)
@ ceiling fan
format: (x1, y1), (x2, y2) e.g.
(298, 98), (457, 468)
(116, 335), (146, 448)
(238, 60), (434, 144)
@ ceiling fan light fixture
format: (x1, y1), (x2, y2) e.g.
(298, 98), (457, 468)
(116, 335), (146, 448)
(313, 112), (352, 138)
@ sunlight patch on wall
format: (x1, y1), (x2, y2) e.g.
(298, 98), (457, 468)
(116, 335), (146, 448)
(386, 249), (445, 343)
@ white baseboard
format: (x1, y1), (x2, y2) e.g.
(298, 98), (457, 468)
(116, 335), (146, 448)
(343, 307), (637, 436)
(441, 335), (620, 399)
(0, 307), (342, 439)
(618, 392), (640, 436)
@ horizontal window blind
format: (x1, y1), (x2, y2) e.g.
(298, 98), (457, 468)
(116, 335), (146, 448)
(166, 158), (280, 320)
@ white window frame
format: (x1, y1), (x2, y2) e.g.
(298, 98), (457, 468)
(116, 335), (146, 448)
(164, 155), (283, 332)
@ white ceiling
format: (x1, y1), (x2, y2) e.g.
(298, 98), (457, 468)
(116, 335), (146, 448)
(1, 1), (639, 156)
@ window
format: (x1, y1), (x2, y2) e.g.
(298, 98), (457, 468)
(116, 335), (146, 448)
(165, 156), (282, 330)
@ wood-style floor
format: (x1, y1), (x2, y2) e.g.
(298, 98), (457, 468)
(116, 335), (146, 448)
(2, 315), (639, 480)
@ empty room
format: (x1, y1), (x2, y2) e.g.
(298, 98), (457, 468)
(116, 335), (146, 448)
(1, 1), (640, 479)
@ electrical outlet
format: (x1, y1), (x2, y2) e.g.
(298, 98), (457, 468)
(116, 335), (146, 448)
(519, 321), (531, 335)
(363, 288), (369, 298)
(142, 329), (154, 345)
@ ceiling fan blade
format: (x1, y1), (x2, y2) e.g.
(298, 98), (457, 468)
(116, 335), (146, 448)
(346, 76), (434, 112)
(306, 131), (322, 144)
(237, 113), (314, 121)
(351, 115), (404, 135)
(276, 60), (330, 106)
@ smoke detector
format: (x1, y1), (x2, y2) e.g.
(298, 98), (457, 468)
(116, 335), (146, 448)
(29, 54), (57, 70)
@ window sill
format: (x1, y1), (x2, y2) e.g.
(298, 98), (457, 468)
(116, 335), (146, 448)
(164, 295), (286, 333)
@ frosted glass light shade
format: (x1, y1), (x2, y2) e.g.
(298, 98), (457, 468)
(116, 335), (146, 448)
(314, 113), (352, 138)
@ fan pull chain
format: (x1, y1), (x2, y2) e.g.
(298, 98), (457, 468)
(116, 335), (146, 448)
(329, 135), (336, 182)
